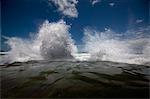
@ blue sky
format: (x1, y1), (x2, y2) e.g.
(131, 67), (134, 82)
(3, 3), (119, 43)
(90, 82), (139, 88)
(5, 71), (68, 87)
(1, 0), (149, 50)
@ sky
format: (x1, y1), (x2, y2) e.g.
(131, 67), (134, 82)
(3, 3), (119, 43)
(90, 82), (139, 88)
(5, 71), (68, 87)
(1, 0), (149, 51)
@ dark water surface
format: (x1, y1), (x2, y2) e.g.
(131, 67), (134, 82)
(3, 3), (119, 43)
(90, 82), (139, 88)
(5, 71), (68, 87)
(1, 60), (150, 98)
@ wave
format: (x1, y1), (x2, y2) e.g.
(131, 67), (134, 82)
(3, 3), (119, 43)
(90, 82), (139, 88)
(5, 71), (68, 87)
(83, 27), (150, 65)
(1, 20), (150, 66)
(1, 20), (77, 64)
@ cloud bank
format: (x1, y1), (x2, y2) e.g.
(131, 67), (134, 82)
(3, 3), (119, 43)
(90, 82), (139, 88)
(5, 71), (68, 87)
(49, 0), (78, 18)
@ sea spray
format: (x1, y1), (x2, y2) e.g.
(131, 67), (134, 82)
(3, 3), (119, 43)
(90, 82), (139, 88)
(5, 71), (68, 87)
(1, 20), (77, 64)
(83, 27), (150, 65)
(36, 20), (77, 59)
(1, 21), (150, 66)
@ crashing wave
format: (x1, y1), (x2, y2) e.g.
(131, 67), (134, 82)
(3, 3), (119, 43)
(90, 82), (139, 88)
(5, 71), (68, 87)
(83, 27), (150, 65)
(1, 20), (77, 64)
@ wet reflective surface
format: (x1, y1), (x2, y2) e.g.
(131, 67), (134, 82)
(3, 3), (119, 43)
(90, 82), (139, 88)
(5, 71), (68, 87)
(1, 61), (150, 98)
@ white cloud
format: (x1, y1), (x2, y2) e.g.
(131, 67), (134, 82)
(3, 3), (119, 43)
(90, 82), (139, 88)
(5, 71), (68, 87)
(136, 19), (143, 23)
(109, 2), (115, 7)
(49, 0), (78, 18)
(91, 0), (101, 6)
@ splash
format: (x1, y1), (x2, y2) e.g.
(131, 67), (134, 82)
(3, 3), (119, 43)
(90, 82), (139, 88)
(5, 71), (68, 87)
(83, 27), (150, 65)
(1, 20), (150, 66)
(1, 20), (77, 64)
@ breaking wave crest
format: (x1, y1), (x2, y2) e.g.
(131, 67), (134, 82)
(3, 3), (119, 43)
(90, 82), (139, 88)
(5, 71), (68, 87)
(1, 20), (77, 64)
(1, 20), (150, 66)
(83, 27), (150, 65)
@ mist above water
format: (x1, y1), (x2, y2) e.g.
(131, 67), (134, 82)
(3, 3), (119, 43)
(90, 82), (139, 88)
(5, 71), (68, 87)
(1, 20), (150, 66)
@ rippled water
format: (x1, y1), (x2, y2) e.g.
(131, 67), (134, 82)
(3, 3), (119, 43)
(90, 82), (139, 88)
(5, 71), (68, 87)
(1, 60), (150, 98)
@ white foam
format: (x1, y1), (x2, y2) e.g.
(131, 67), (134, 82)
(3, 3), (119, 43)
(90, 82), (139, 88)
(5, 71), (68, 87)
(1, 20), (150, 66)
(83, 27), (150, 65)
(1, 20), (77, 64)
(73, 53), (91, 61)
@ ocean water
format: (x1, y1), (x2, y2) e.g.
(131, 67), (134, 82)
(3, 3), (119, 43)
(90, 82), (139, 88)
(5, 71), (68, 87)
(1, 60), (149, 98)
(1, 20), (150, 98)
(1, 20), (150, 65)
